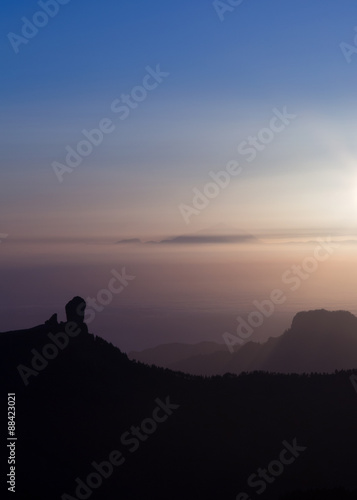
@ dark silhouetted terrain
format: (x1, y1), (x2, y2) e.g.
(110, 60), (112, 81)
(2, 305), (357, 499)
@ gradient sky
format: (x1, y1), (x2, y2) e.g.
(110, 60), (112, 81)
(1, 0), (357, 240)
(1, 0), (357, 348)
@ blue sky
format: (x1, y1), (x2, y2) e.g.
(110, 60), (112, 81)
(2, 0), (356, 97)
(1, 0), (357, 240)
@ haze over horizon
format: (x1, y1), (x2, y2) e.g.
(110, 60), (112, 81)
(1, 228), (357, 352)
(1, 0), (357, 352)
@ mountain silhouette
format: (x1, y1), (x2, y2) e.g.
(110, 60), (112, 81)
(2, 299), (357, 499)
(131, 309), (357, 376)
(128, 340), (229, 366)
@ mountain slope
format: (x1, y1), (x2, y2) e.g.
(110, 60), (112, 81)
(2, 317), (357, 499)
(128, 340), (229, 367)
(154, 310), (357, 375)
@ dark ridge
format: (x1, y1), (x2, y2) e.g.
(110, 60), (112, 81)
(2, 299), (357, 499)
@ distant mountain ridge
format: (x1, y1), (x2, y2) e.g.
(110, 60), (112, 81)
(128, 340), (229, 366)
(130, 309), (357, 375)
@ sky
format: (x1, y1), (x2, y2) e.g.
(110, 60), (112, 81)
(1, 0), (357, 350)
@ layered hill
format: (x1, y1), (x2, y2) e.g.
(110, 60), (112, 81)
(131, 310), (357, 376)
(128, 340), (229, 367)
(1, 309), (357, 499)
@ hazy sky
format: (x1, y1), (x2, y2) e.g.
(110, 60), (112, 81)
(1, 1), (357, 348)
(1, 0), (357, 240)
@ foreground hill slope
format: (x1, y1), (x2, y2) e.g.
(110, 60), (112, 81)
(1, 320), (357, 500)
